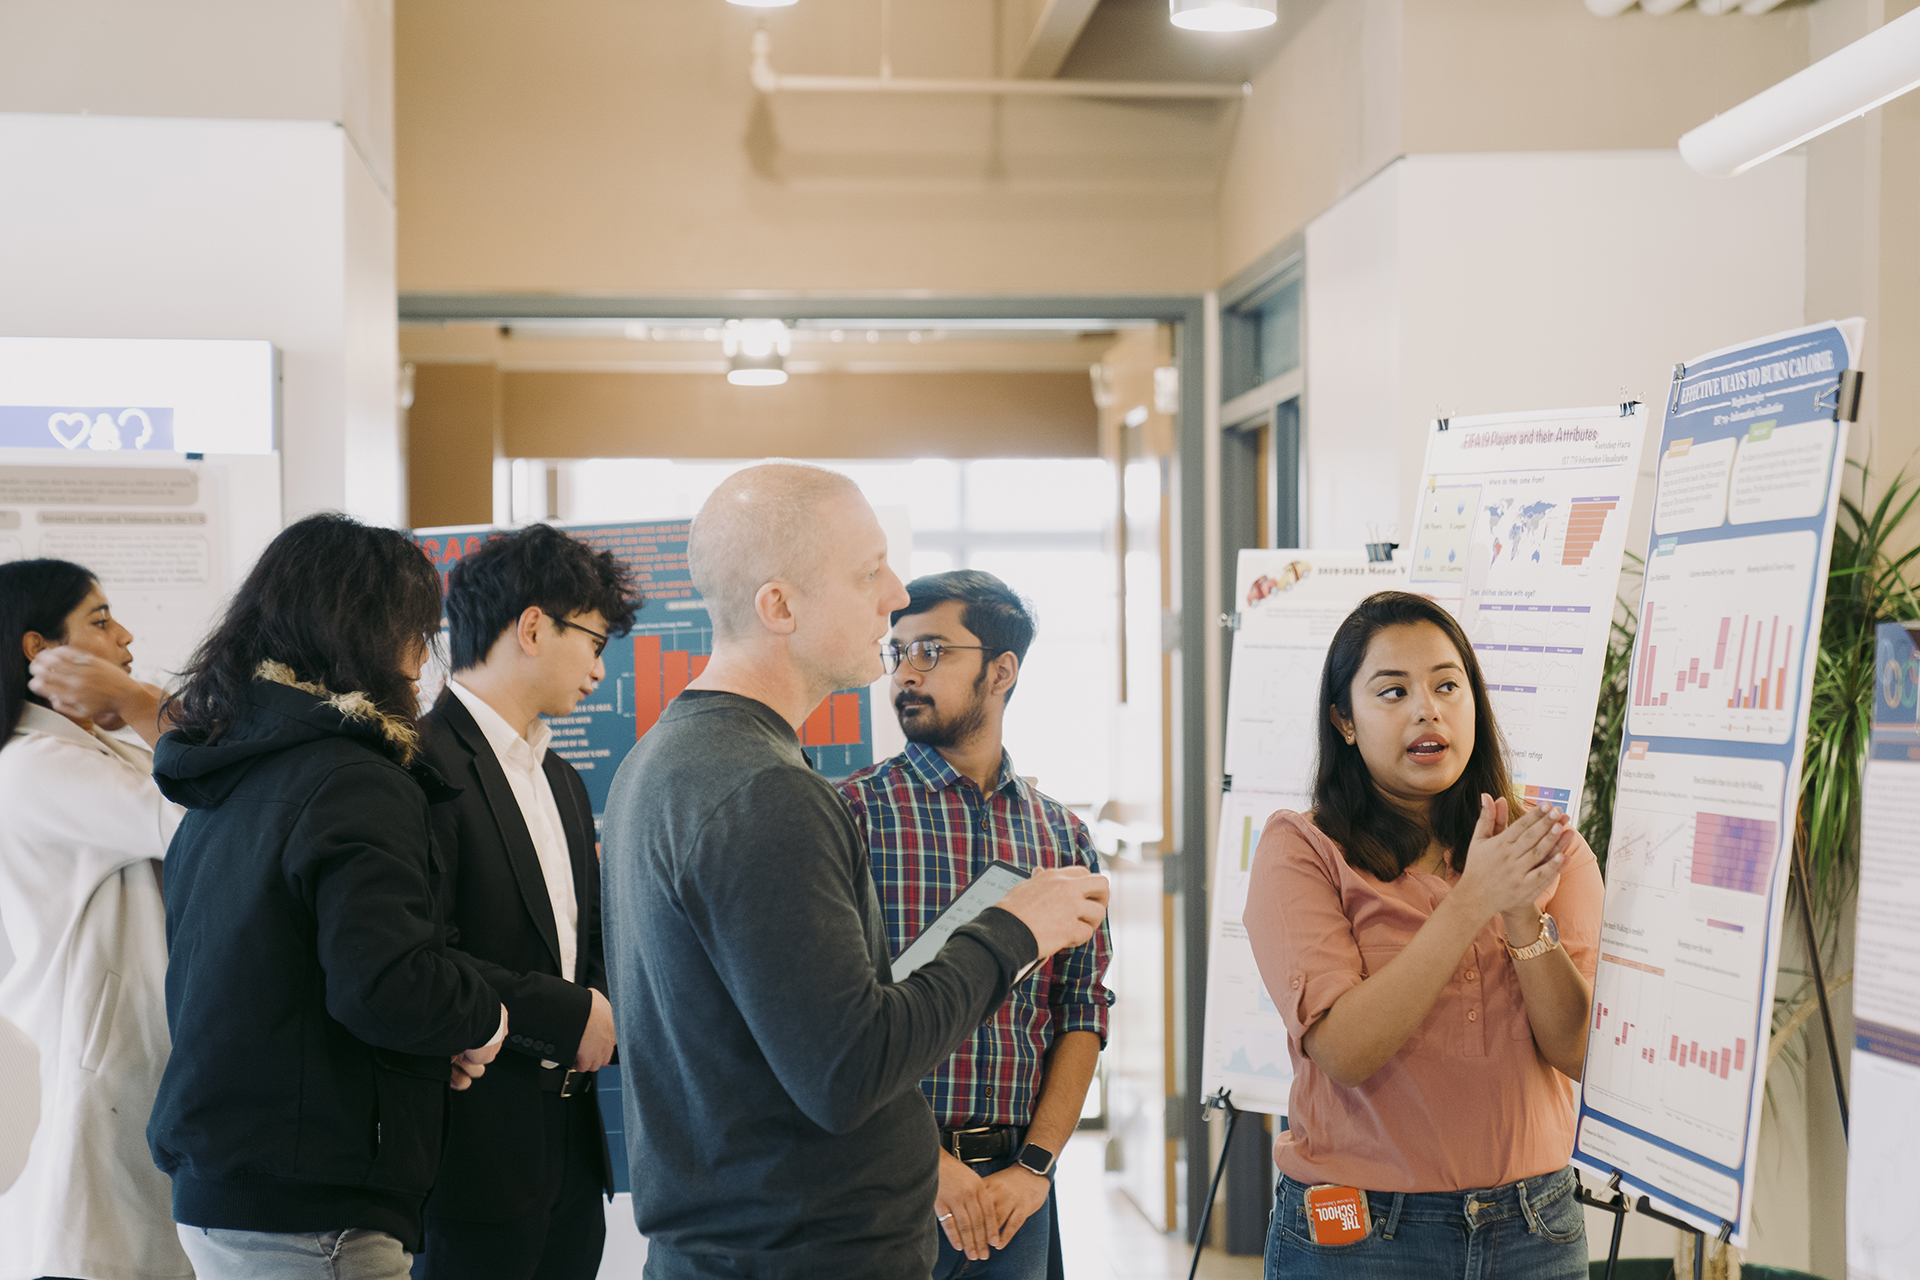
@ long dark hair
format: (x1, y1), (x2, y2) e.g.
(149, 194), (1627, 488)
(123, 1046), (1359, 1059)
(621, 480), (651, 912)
(1312, 591), (1515, 880)
(168, 514), (443, 747)
(0, 559), (98, 744)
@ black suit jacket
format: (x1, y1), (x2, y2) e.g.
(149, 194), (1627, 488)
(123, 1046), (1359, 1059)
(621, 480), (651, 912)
(421, 689), (614, 1220)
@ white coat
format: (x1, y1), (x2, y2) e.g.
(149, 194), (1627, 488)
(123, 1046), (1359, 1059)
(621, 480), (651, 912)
(0, 703), (190, 1280)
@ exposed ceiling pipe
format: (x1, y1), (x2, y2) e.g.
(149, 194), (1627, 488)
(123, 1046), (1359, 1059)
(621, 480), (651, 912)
(747, 28), (1249, 100)
(1583, 0), (1638, 15)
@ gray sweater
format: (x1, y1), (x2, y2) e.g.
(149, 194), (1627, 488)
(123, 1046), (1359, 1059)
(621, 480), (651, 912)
(601, 690), (1036, 1278)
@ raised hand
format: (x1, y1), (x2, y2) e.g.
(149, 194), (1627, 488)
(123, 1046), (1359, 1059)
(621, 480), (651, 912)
(994, 866), (1109, 959)
(1454, 795), (1575, 924)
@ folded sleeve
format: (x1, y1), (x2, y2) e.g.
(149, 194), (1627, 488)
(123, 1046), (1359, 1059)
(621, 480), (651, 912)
(1045, 814), (1114, 1044)
(1542, 834), (1603, 984)
(1242, 812), (1364, 1043)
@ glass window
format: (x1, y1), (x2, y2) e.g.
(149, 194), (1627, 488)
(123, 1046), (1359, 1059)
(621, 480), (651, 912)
(965, 547), (1115, 805)
(1255, 275), (1301, 385)
(962, 459), (1111, 532)
(909, 549), (955, 580)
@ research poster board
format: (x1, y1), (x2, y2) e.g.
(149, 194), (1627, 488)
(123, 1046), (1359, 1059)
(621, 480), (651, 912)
(1407, 405), (1646, 820)
(1571, 320), (1859, 1246)
(0, 338), (281, 685)
(1845, 622), (1920, 1279)
(1201, 550), (1407, 1114)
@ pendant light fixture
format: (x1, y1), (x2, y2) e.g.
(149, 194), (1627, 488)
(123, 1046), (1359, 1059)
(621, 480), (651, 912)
(1169, 0), (1278, 32)
(724, 319), (791, 386)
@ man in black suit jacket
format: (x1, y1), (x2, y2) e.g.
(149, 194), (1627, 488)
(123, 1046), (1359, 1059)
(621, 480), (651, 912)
(418, 524), (641, 1280)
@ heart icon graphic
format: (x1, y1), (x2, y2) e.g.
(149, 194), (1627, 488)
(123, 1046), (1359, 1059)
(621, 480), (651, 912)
(46, 413), (90, 449)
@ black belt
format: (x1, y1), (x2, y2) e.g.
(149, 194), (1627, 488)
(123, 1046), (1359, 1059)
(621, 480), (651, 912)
(537, 1063), (593, 1097)
(941, 1124), (1022, 1164)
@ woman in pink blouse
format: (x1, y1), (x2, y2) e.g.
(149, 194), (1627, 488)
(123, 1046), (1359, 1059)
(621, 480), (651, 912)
(1244, 591), (1602, 1278)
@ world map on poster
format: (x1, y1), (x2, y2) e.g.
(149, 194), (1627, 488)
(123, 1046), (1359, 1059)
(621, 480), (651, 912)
(1485, 497), (1558, 565)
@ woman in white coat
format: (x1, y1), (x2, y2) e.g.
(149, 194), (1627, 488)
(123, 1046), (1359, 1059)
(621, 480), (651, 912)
(0, 559), (191, 1280)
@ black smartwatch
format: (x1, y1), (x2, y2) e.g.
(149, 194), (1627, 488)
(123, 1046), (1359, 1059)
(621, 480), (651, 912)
(1014, 1141), (1057, 1177)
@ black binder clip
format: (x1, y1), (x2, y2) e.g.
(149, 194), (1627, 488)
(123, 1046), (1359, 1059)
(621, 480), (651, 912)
(1817, 369), (1865, 422)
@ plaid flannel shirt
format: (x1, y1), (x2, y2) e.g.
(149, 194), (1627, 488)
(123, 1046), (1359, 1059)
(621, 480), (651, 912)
(838, 742), (1114, 1130)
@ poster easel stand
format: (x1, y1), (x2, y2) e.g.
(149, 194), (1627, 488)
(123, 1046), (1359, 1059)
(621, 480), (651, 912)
(1788, 837), (1850, 1138)
(1586, 848), (1852, 1279)
(1185, 1089), (1241, 1280)
(1579, 1171), (1731, 1280)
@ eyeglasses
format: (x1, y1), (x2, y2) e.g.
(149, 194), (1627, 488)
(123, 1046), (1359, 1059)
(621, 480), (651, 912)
(879, 641), (996, 674)
(549, 615), (609, 659)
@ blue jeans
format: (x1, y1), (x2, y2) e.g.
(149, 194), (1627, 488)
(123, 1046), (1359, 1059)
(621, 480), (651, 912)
(177, 1226), (412, 1280)
(931, 1155), (1052, 1280)
(1263, 1165), (1587, 1279)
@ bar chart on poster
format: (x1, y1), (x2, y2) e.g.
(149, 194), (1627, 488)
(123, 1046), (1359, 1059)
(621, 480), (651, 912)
(1201, 550), (1407, 1114)
(1408, 406), (1645, 819)
(1572, 320), (1859, 1247)
(1627, 531), (1817, 742)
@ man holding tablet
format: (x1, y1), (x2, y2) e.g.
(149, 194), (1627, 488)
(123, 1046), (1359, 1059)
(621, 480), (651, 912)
(600, 465), (1109, 1279)
(840, 570), (1113, 1279)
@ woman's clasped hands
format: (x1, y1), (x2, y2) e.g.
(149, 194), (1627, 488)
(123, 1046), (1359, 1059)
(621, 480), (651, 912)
(1452, 794), (1577, 931)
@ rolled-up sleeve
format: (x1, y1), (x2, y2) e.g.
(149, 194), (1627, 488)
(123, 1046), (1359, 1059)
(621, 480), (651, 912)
(1046, 817), (1115, 1044)
(1243, 812), (1364, 1043)
(1542, 836), (1603, 984)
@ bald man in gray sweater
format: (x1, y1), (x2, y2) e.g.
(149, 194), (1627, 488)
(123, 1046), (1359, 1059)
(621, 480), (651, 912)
(601, 463), (1108, 1279)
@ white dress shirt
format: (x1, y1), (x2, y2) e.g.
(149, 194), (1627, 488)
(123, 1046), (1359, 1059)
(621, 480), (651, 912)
(447, 680), (579, 987)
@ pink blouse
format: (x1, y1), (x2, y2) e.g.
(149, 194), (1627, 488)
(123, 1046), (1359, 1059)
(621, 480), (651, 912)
(1243, 809), (1602, 1193)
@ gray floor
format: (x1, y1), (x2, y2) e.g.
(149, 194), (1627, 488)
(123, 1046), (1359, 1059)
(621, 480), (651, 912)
(1056, 1132), (1263, 1280)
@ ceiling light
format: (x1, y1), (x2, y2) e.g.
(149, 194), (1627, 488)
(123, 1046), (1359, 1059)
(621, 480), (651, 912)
(1679, 6), (1920, 176)
(1169, 0), (1277, 32)
(724, 319), (790, 386)
(727, 0), (798, 8)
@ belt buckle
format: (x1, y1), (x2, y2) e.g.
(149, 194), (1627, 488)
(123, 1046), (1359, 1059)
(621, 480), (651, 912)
(559, 1069), (585, 1097)
(948, 1124), (1000, 1164)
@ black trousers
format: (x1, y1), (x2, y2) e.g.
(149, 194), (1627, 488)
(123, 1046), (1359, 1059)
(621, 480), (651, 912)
(416, 1092), (607, 1280)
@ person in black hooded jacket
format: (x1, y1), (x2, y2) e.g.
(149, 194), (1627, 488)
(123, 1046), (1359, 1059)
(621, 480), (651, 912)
(146, 514), (508, 1280)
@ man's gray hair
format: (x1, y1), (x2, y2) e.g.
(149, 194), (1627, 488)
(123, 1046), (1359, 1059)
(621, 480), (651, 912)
(688, 462), (862, 640)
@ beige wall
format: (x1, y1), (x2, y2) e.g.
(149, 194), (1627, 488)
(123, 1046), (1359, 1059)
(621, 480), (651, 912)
(504, 369), (1097, 459)
(1216, 0), (1810, 282)
(396, 0), (1227, 294)
(1399, 0), (1808, 157)
(1215, 0), (1402, 287)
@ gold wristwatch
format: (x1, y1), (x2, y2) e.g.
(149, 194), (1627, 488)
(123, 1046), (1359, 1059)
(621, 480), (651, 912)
(1505, 912), (1560, 961)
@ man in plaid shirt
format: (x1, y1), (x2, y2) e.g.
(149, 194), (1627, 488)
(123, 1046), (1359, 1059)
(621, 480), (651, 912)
(839, 570), (1114, 1279)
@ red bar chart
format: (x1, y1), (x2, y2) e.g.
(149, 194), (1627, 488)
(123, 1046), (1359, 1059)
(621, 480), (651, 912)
(632, 634), (710, 739)
(1627, 531), (1815, 743)
(1558, 496), (1619, 567)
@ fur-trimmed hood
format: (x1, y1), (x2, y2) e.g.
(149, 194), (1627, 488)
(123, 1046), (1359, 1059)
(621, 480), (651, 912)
(251, 659), (420, 760)
(153, 660), (442, 811)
